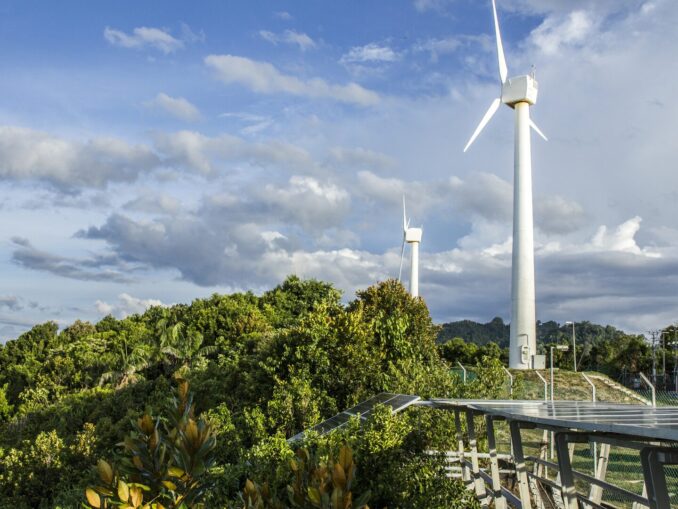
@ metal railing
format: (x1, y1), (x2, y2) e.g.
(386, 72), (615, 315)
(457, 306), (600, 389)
(639, 371), (656, 407)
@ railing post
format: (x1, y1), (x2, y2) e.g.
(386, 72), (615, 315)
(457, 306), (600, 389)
(581, 373), (598, 472)
(639, 372), (656, 407)
(485, 415), (507, 509)
(535, 370), (548, 401)
(502, 366), (513, 397)
(581, 373), (596, 402)
(457, 361), (467, 384)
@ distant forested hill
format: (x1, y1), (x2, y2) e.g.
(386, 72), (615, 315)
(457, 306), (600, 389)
(437, 317), (509, 346)
(437, 317), (631, 348)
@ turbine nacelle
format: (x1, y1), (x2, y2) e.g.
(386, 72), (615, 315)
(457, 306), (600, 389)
(405, 228), (422, 243)
(501, 74), (539, 107)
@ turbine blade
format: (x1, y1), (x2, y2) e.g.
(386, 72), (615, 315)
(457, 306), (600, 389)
(463, 97), (501, 152)
(398, 240), (406, 282)
(530, 119), (548, 141)
(492, 0), (508, 83)
(402, 194), (407, 231)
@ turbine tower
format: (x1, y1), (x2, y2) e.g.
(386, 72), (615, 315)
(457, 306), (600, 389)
(463, 0), (547, 369)
(399, 196), (423, 297)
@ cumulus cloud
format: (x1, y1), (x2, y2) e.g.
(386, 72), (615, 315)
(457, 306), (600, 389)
(0, 125), (323, 193)
(256, 176), (350, 231)
(590, 217), (659, 257)
(153, 130), (316, 175)
(145, 93), (201, 122)
(96, 293), (165, 318)
(103, 26), (184, 53)
(80, 206), (388, 289)
(340, 43), (399, 64)
(412, 0), (454, 13)
(219, 112), (274, 135)
(204, 54), (380, 106)
(0, 296), (22, 311)
(259, 29), (317, 51)
(123, 193), (182, 214)
(529, 10), (597, 55)
(10, 237), (134, 283)
(0, 126), (160, 191)
(412, 36), (462, 62)
(275, 11), (293, 21)
(355, 170), (586, 236)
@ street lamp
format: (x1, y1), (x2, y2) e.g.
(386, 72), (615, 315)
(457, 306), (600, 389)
(565, 321), (577, 372)
(660, 330), (669, 389)
(550, 344), (569, 401)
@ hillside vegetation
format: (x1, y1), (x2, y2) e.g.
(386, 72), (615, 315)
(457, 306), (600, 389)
(0, 276), (670, 508)
(438, 317), (659, 378)
(0, 277), (496, 509)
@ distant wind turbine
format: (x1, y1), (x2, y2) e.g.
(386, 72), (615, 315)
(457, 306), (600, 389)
(463, 0), (548, 370)
(399, 195), (423, 298)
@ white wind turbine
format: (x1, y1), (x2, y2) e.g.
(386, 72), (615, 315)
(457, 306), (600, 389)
(398, 196), (423, 297)
(463, 0), (548, 370)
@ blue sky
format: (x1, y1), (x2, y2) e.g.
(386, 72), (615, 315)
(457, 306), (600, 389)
(1, 0), (676, 339)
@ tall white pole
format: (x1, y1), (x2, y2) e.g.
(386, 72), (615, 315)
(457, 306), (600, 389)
(509, 101), (537, 369)
(572, 322), (577, 372)
(410, 241), (419, 297)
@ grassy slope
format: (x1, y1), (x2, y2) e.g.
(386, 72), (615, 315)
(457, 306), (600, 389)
(513, 369), (648, 405)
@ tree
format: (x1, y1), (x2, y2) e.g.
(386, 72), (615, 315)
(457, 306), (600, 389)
(84, 379), (216, 509)
(99, 339), (150, 389)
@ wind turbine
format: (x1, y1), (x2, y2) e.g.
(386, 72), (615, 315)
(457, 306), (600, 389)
(398, 196), (423, 297)
(463, 0), (548, 370)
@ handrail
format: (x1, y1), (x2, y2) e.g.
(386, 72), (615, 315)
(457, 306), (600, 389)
(639, 372), (656, 407)
(502, 366), (513, 397)
(457, 362), (467, 383)
(582, 373), (596, 402)
(535, 370), (548, 401)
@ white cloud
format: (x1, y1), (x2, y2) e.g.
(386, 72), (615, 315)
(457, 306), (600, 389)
(413, 36), (462, 62)
(145, 93), (201, 122)
(340, 43), (399, 64)
(0, 126), (159, 191)
(412, 0), (453, 13)
(259, 29), (317, 51)
(124, 193), (181, 214)
(257, 176), (351, 231)
(153, 130), (316, 175)
(103, 26), (184, 53)
(205, 54), (380, 106)
(219, 112), (274, 135)
(529, 10), (597, 55)
(275, 11), (293, 21)
(590, 217), (660, 257)
(96, 293), (165, 318)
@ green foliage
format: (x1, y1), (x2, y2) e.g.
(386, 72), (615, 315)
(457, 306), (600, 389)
(7, 275), (639, 507)
(84, 379), (216, 509)
(241, 445), (369, 509)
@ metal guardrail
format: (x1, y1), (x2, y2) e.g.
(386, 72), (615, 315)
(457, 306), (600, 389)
(420, 399), (678, 509)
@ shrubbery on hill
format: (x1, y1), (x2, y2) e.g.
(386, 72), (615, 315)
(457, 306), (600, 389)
(0, 277), (488, 508)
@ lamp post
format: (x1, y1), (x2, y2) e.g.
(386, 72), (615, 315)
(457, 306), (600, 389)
(565, 321), (577, 372)
(550, 344), (569, 401)
(661, 330), (669, 390)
